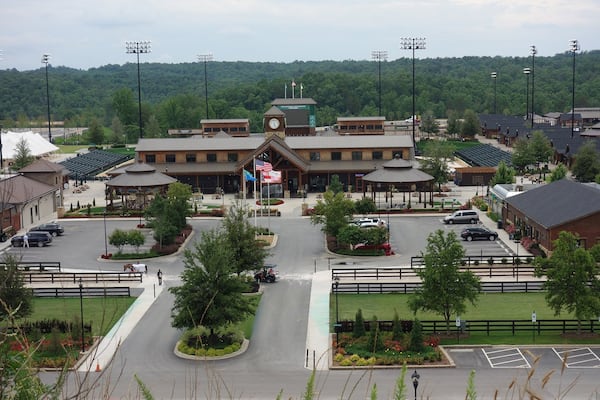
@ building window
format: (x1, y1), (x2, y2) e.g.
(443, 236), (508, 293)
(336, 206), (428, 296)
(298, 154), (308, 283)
(352, 151), (363, 160)
(310, 152), (320, 161)
(230, 127), (238, 132)
(227, 153), (238, 162)
(207, 153), (217, 162)
(165, 154), (176, 163)
(372, 151), (383, 160)
(145, 154), (156, 163)
(239, 127), (247, 132)
(331, 152), (342, 161)
(186, 153), (196, 163)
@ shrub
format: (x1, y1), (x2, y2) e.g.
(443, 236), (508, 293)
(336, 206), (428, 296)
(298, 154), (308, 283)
(353, 309), (366, 338)
(409, 319), (425, 353)
(487, 257), (494, 266)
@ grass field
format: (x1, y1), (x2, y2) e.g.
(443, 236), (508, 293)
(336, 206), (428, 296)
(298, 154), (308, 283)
(27, 297), (136, 336)
(331, 293), (600, 345)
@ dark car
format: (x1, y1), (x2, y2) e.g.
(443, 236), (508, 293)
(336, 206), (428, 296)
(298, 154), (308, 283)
(460, 227), (498, 242)
(11, 231), (53, 247)
(29, 222), (64, 237)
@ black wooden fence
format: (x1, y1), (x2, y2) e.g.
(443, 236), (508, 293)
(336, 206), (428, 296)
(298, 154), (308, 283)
(337, 319), (600, 335)
(1, 261), (62, 272)
(332, 266), (537, 282)
(31, 286), (131, 298)
(410, 255), (534, 268)
(332, 280), (544, 294)
(20, 271), (143, 284)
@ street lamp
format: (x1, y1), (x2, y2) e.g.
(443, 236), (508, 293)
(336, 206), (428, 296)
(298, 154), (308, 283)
(371, 50), (388, 117)
(400, 37), (426, 153)
(103, 210), (108, 257)
(333, 276), (340, 345)
(41, 54), (52, 143)
(79, 278), (85, 353)
(490, 72), (497, 114)
(125, 41), (151, 140)
(523, 68), (531, 122)
(198, 53), (213, 120)
(530, 45), (537, 129)
(569, 39), (579, 138)
(411, 370), (420, 400)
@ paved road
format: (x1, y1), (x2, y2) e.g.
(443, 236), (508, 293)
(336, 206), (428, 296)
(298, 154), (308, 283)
(23, 216), (600, 399)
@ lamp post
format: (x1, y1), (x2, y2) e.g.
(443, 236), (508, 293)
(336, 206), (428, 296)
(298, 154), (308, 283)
(103, 210), (108, 257)
(125, 41), (151, 140)
(530, 45), (537, 129)
(198, 53), (213, 120)
(333, 276), (340, 345)
(41, 54), (52, 143)
(411, 370), (420, 400)
(569, 39), (579, 138)
(523, 68), (531, 122)
(79, 278), (85, 353)
(400, 37), (426, 153)
(490, 72), (497, 114)
(371, 50), (388, 117)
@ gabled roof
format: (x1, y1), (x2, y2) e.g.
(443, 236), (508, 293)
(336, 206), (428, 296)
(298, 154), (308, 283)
(505, 179), (600, 229)
(264, 106), (285, 117)
(237, 135), (310, 172)
(0, 174), (56, 205)
(18, 158), (67, 174)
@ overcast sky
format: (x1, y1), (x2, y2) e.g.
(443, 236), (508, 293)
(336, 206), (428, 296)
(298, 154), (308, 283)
(1, 0), (598, 71)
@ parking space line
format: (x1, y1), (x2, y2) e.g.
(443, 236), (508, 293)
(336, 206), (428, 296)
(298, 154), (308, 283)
(482, 348), (530, 368)
(553, 347), (600, 368)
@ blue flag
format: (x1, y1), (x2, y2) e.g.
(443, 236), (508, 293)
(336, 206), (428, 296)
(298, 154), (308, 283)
(243, 169), (256, 182)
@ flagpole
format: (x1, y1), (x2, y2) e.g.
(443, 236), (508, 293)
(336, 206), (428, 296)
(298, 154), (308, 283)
(253, 160), (257, 230)
(267, 181), (271, 233)
(242, 169), (246, 208)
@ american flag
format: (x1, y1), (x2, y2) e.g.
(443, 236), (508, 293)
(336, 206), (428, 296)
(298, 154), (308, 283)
(255, 159), (272, 172)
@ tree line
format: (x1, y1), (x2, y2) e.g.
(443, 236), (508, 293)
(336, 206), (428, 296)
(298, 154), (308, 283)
(1, 51), (599, 140)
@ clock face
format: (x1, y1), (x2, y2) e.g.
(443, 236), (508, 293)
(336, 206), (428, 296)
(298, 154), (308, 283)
(268, 118), (280, 130)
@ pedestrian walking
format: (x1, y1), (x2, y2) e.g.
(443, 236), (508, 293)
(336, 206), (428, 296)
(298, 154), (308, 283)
(157, 269), (163, 285)
(23, 233), (29, 248)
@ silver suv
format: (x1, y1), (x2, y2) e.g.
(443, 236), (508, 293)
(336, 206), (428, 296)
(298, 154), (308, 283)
(443, 210), (479, 224)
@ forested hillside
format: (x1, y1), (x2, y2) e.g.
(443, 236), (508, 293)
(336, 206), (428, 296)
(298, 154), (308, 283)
(1, 51), (599, 137)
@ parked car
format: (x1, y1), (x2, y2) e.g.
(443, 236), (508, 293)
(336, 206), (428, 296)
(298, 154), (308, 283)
(443, 210), (479, 224)
(29, 222), (64, 237)
(460, 227), (498, 241)
(352, 217), (387, 228)
(11, 231), (53, 247)
(354, 242), (394, 256)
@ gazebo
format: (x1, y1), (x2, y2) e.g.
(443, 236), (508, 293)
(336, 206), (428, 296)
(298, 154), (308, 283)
(105, 162), (177, 211)
(361, 155), (435, 209)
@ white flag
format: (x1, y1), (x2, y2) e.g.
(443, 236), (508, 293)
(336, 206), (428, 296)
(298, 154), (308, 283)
(262, 170), (281, 184)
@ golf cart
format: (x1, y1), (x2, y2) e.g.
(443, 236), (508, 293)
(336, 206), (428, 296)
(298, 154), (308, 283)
(254, 264), (277, 283)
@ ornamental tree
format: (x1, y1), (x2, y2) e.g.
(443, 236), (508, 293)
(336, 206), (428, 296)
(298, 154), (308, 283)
(409, 229), (481, 333)
(535, 231), (600, 333)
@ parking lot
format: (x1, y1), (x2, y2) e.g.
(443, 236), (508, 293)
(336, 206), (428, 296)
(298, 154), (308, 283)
(449, 346), (600, 369)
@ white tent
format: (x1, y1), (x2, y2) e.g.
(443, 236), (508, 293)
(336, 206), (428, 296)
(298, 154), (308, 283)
(1, 131), (59, 160)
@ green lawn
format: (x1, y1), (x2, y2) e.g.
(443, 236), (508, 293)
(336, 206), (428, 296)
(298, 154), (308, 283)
(331, 293), (600, 345)
(26, 297), (136, 336)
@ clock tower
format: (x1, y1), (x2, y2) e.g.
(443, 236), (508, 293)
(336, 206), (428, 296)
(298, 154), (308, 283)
(263, 106), (286, 138)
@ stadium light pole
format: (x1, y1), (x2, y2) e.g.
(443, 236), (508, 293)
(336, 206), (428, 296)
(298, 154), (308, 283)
(523, 68), (531, 122)
(41, 54), (52, 143)
(126, 41), (151, 140)
(530, 45), (537, 129)
(198, 53), (213, 120)
(79, 278), (85, 353)
(371, 50), (388, 117)
(400, 37), (426, 153)
(490, 72), (497, 114)
(569, 39), (579, 138)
